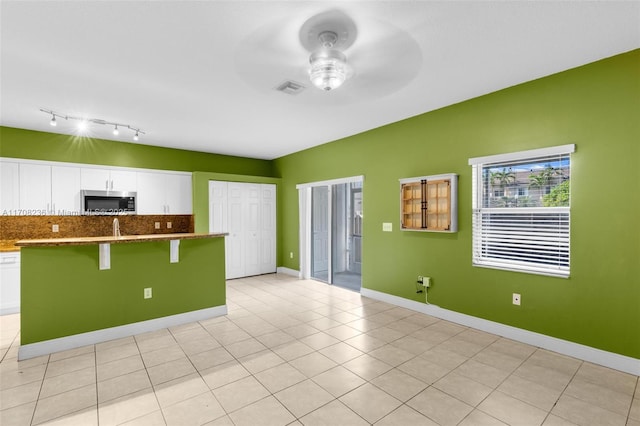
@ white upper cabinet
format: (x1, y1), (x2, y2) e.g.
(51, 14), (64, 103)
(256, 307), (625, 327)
(19, 163), (52, 212)
(51, 166), (81, 214)
(165, 173), (192, 214)
(0, 161), (19, 213)
(136, 171), (192, 215)
(1, 158), (191, 216)
(81, 168), (137, 192)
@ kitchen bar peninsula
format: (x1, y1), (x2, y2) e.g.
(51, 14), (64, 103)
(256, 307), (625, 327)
(15, 233), (227, 360)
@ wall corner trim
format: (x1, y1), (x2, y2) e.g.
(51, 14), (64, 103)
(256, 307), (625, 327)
(18, 305), (227, 360)
(360, 288), (640, 376)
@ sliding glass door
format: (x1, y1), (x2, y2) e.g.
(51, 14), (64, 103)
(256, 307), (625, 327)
(302, 177), (362, 291)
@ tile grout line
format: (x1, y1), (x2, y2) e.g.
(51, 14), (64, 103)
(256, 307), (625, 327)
(28, 353), (50, 426)
(134, 333), (169, 426)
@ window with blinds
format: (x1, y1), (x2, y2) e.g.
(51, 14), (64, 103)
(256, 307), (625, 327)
(469, 144), (575, 277)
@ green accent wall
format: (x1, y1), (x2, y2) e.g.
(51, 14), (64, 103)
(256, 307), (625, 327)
(21, 238), (225, 344)
(274, 50), (640, 358)
(0, 126), (275, 177)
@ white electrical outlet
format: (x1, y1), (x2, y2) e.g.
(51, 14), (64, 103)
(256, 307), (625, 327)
(52, 224), (59, 232)
(144, 288), (152, 299)
(289, 252), (293, 259)
(513, 293), (521, 306)
(154, 222), (160, 229)
(167, 222), (172, 229)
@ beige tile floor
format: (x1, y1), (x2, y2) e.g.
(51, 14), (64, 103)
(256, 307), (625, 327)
(1, 274), (638, 426)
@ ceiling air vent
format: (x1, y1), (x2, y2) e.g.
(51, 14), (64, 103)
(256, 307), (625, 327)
(275, 80), (306, 95)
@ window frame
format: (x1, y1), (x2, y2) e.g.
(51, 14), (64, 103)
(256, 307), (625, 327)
(468, 144), (575, 278)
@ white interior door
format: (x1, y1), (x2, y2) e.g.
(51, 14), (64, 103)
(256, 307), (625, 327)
(226, 183), (245, 279)
(260, 184), (277, 274)
(244, 184), (261, 277)
(209, 180), (276, 280)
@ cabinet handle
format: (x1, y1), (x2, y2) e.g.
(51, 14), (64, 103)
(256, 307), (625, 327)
(110, 180), (114, 190)
(105, 180), (109, 190)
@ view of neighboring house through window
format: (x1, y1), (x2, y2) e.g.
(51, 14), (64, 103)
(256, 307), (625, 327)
(469, 144), (575, 277)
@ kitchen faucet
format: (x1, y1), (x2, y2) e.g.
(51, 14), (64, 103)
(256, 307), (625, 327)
(113, 218), (121, 237)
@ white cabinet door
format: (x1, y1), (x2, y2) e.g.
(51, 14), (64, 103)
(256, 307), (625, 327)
(165, 174), (192, 214)
(136, 172), (166, 214)
(19, 163), (51, 212)
(110, 170), (137, 192)
(81, 168), (136, 191)
(208, 181), (276, 280)
(137, 172), (192, 214)
(52, 166), (81, 214)
(0, 161), (19, 213)
(0, 253), (20, 315)
(81, 168), (111, 191)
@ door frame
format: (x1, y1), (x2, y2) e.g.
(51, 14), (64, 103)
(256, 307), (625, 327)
(296, 175), (364, 281)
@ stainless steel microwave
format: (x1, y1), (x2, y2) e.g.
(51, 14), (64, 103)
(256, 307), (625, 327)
(81, 190), (137, 215)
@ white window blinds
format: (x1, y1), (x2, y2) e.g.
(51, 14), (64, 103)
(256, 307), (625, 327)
(469, 145), (575, 277)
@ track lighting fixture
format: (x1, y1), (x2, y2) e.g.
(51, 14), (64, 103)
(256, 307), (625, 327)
(39, 109), (144, 141)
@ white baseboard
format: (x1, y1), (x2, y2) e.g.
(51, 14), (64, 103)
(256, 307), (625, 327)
(360, 288), (639, 376)
(277, 267), (301, 278)
(18, 305), (227, 360)
(1, 306), (20, 316)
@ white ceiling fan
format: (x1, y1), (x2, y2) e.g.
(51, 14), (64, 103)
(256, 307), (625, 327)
(234, 8), (423, 103)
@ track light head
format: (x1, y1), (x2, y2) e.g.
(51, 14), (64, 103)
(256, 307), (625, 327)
(113, 125), (119, 136)
(50, 115), (57, 126)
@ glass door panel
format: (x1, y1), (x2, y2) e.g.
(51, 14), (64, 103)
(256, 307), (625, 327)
(331, 182), (362, 291)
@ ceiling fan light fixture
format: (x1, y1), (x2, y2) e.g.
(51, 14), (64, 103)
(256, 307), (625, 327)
(309, 49), (348, 91)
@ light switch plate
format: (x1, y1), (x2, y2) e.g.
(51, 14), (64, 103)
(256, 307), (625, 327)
(52, 224), (59, 232)
(154, 222), (160, 229)
(144, 288), (152, 299)
(167, 222), (172, 229)
(382, 222), (393, 232)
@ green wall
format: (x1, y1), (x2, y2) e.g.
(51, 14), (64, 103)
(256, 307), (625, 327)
(21, 238), (226, 344)
(0, 126), (275, 177)
(274, 50), (640, 358)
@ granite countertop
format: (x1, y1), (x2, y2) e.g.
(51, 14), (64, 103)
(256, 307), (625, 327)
(15, 233), (227, 247)
(0, 240), (19, 252)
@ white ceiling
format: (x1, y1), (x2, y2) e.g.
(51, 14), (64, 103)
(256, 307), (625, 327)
(1, 1), (638, 160)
